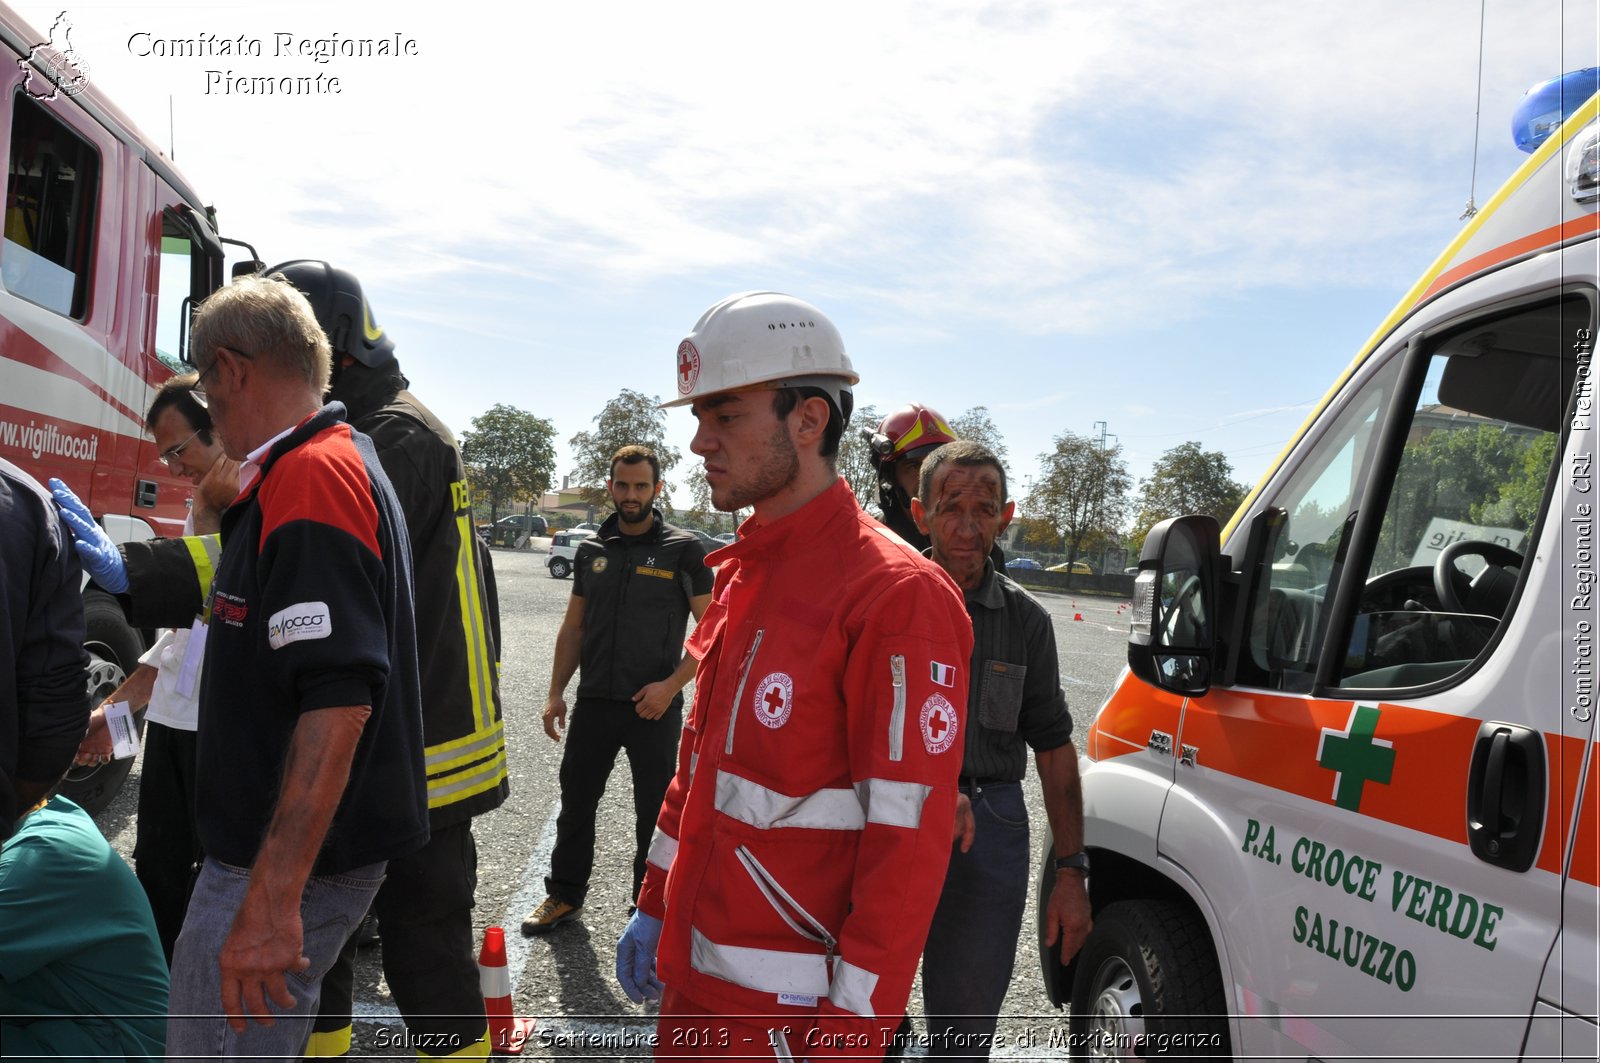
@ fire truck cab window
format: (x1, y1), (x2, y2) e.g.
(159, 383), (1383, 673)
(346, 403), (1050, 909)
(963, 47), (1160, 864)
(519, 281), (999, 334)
(4, 91), (99, 318)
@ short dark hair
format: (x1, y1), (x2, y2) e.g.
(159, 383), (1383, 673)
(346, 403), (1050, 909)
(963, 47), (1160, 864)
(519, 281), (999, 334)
(144, 373), (213, 445)
(918, 440), (1007, 507)
(772, 387), (850, 460)
(610, 444), (661, 483)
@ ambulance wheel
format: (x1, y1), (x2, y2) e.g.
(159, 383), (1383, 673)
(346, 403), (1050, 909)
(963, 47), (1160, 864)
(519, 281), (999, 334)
(549, 557), (571, 579)
(1068, 899), (1229, 1060)
(58, 592), (146, 816)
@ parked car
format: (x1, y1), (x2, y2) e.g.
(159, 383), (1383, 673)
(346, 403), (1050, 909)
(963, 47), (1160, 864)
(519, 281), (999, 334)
(714, 532), (737, 545)
(573, 522), (602, 533)
(1047, 560), (1094, 575)
(547, 529), (596, 579)
(1005, 557), (1042, 571)
(688, 529), (719, 546)
(479, 513), (547, 546)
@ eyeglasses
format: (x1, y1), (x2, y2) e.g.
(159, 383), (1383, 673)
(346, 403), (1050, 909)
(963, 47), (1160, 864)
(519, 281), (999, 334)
(160, 427), (205, 467)
(190, 346), (252, 405)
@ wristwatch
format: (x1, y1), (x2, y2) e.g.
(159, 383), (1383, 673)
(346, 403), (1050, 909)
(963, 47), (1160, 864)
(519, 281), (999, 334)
(1054, 850), (1091, 875)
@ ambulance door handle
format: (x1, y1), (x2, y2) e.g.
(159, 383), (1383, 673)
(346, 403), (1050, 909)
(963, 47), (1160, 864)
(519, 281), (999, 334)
(1466, 721), (1545, 873)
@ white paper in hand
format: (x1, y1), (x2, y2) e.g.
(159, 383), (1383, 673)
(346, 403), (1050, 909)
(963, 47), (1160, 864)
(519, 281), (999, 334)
(105, 700), (141, 760)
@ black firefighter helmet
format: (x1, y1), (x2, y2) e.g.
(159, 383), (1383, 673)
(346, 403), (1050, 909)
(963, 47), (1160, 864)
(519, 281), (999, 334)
(266, 259), (395, 368)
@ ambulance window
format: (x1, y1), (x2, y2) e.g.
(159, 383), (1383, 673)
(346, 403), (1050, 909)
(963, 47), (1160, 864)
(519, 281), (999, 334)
(1334, 295), (1584, 690)
(3, 92), (99, 318)
(1237, 357), (1402, 691)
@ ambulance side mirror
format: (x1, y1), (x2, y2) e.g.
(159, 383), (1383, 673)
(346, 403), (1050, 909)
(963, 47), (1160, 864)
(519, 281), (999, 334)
(1128, 515), (1221, 696)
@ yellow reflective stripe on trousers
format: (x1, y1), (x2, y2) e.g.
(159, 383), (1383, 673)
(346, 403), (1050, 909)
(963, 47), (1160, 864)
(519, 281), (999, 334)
(714, 771), (865, 831)
(454, 513), (497, 731)
(647, 827), (678, 870)
(184, 533), (221, 598)
(305, 1024), (352, 1057)
(689, 928), (830, 999)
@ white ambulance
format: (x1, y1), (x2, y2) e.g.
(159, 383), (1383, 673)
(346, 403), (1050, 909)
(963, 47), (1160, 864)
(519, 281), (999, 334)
(1041, 76), (1600, 1060)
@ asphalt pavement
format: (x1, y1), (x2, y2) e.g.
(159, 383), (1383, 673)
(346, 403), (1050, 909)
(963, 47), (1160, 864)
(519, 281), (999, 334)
(94, 543), (1136, 1059)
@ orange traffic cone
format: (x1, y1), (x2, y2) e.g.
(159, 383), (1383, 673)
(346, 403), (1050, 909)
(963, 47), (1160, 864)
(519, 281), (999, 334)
(479, 926), (535, 1054)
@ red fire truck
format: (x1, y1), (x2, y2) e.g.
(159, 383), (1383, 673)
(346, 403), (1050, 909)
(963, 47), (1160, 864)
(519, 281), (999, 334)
(0, 4), (247, 810)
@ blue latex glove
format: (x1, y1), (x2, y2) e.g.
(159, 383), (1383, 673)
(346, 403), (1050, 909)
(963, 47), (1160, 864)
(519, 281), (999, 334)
(48, 478), (128, 593)
(615, 909), (663, 1004)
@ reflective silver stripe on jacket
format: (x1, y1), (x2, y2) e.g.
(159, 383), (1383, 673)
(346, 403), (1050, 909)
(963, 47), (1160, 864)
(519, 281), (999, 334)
(855, 778), (932, 829)
(689, 928), (830, 998)
(647, 828), (678, 871)
(716, 771), (865, 831)
(828, 958), (879, 1018)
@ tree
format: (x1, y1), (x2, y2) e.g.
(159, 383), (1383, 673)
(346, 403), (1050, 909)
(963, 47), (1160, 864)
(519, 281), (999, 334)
(836, 403), (882, 511)
(1026, 432), (1132, 569)
(680, 464), (751, 532)
(568, 389), (682, 508)
(459, 404), (557, 525)
(1130, 441), (1248, 550)
(950, 406), (1010, 471)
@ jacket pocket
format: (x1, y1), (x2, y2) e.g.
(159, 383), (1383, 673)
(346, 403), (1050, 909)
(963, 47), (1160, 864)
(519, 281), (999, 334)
(734, 844), (837, 960)
(978, 660), (1026, 732)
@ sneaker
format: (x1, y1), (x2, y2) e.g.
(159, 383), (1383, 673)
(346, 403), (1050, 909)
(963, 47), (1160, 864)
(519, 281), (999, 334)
(521, 897), (582, 935)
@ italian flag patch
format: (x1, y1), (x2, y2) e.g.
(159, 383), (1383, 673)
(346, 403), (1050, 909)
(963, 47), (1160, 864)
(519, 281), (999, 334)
(930, 661), (956, 687)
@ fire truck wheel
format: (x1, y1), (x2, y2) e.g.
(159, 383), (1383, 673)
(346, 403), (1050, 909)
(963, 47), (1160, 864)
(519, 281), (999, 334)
(1068, 899), (1229, 1060)
(58, 591), (146, 816)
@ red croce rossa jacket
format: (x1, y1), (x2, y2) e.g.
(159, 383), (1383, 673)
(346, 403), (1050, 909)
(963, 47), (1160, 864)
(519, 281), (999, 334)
(637, 478), (973, 1052)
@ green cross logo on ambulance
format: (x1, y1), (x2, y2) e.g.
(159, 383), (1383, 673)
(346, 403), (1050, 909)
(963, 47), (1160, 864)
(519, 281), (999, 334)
(267, 601), (332, 649)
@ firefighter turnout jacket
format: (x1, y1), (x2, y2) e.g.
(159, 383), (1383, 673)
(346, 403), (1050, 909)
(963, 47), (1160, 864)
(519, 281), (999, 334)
(637, 478), (972, 1050)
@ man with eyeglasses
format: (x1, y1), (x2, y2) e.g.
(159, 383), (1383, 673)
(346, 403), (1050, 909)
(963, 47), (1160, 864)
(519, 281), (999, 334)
(55, 276), (430, 1057)
(54, 376), (239, 961)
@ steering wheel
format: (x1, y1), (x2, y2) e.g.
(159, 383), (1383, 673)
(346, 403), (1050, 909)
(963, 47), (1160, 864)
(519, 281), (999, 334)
(1434, 540), (1523, 616)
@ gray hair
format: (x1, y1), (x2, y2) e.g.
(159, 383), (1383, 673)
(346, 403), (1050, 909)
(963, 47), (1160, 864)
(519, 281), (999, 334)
(190, 273), (332, 394)
(918, 439), (1008, 507)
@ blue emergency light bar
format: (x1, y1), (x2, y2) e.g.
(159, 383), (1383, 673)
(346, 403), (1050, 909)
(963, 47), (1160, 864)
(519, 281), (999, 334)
(1512, 67), (1600, 153)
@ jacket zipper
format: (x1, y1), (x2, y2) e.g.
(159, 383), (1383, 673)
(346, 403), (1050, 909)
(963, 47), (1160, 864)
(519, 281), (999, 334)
(723, 629), (765, 755)
(734, 844), (838, 969)
(889, 654), (906, 762)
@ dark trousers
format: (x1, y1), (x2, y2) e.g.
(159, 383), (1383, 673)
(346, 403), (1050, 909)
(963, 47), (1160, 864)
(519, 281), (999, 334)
(920, 782), (1030, 1061)
(313, 820), (486, 1052)
(132, 719), (202, 964)
(547, 696), (682, 907)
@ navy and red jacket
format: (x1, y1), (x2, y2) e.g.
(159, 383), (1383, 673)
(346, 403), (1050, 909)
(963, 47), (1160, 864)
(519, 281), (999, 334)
(195, 404), (429, 874)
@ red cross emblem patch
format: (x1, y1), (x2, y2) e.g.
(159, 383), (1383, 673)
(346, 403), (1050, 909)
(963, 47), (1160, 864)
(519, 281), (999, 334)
(920, 693), (957, 755)
(754, 671), (794, 729)
(677, 339), (701, 396)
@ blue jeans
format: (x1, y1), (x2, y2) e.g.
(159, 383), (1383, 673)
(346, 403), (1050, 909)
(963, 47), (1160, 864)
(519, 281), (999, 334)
(165, 856), (385, 1060)
(921, 781), (1029, 1061)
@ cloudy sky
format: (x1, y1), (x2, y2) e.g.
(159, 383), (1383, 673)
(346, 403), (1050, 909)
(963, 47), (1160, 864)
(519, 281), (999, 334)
(14, 0), (1598, 507)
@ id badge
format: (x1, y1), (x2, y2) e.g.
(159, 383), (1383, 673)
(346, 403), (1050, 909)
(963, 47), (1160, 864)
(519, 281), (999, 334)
(105, 700), (141, 760)
(176, 617), (207, 699)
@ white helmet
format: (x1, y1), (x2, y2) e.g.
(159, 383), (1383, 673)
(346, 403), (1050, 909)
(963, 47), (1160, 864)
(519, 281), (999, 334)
(663, 291), (858, 410)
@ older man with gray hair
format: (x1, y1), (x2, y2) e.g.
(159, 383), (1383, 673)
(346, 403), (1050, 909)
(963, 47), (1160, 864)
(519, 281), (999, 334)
(153, 275), (430, 1057)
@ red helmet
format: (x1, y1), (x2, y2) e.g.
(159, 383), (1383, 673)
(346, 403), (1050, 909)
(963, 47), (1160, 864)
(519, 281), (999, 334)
(869, 403), (958, 468)
(867, 403), (958, 513)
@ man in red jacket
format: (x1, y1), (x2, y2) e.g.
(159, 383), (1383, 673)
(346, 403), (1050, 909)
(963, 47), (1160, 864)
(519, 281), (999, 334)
(615, 292), (972, 1058)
